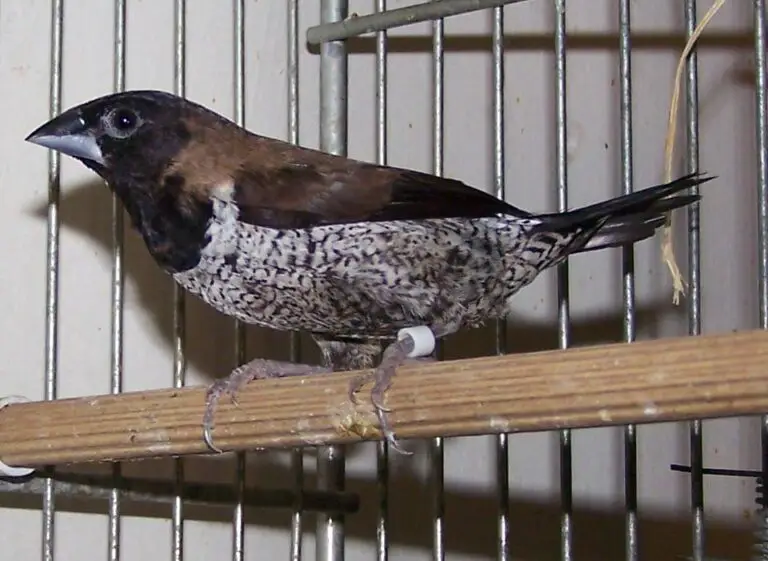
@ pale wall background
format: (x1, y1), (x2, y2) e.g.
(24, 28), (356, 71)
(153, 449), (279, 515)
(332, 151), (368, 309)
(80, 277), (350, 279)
(0, 0), (762, 560)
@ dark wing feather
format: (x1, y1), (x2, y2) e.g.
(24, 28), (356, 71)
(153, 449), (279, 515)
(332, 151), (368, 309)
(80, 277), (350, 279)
(371, 170), (532, 222)
(228, 144), (527, 229)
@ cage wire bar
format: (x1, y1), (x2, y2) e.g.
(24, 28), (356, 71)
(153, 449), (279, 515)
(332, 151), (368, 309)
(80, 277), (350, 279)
(43, 0), (63, 560)
(684, 2), (706, 561)
(109, 1), (127, 560)
(306, 0), (530, 44)
(552, 3), (573, 561)
(756, 0), (768, 558)
(172, 1), (187, 560)
(232, 2), (247, 561)
(374, 1), (390, 560)
(287, 2), (306, 560)
(317, 2), (349, 561)
(618, 2), (639, 561)
(491, 5), (510, 561)
(431, 14), (447, 561)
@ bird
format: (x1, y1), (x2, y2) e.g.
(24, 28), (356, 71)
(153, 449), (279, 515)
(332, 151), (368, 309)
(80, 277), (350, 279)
(25, 89), (713, 454)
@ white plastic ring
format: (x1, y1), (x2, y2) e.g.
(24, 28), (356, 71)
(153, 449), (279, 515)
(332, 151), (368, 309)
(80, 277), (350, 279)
(397, 326), (436, 358)
(0, 395), (35, 477)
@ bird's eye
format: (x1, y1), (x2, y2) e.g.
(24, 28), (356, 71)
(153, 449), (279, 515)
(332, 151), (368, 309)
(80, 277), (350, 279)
(102, 107), (141, 139)
(114, 110), (136, 130)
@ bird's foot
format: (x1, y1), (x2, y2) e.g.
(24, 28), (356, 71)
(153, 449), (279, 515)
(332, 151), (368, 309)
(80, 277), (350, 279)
(203, 359), (331, 453)
(348, 334), (436, 455)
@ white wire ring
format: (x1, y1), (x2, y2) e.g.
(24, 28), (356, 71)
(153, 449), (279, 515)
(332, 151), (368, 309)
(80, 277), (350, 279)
(0, 395), (35, 477)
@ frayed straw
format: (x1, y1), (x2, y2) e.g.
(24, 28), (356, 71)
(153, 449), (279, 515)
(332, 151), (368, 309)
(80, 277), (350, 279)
(661, 0), (726, 304)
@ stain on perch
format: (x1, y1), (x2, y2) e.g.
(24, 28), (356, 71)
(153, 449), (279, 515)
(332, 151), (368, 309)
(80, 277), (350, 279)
(330, 399), (381, 439)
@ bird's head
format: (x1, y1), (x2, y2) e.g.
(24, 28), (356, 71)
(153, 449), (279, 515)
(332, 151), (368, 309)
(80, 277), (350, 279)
(25, 89), (236, 184)
(25, 90), (253, 273)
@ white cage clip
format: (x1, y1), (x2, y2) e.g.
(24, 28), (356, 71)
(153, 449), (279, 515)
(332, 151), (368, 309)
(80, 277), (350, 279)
(0, 395), (35, 477)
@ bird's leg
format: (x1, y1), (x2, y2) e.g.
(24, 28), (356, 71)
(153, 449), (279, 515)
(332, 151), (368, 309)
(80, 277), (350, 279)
(348, 332), (437, 455)
(347, 355), (434, 405)
(203, 358), (331, 453)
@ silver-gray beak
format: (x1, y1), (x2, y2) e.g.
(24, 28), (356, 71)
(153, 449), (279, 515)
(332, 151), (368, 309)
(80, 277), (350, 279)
(25, 111), (104, 166)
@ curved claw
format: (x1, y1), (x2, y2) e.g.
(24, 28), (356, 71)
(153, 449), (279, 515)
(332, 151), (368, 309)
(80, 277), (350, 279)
(347, 372), (374, 405)
(370, 382), (392, 413)
(371, 397), (392, 413)
(201, 359), (333, 454)
(202, 377), (240, 454)
(388, 436), (412, 456)
(202, 423), (224, 454)
(375, 407), (412, 455)
(202, 390), (225, 454)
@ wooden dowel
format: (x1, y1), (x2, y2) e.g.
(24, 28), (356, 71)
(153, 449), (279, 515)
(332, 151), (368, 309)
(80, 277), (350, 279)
(1, 329), (767, 468)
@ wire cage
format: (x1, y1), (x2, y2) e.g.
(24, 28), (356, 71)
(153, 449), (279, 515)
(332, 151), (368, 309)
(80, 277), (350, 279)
(0, 0), (766, 560)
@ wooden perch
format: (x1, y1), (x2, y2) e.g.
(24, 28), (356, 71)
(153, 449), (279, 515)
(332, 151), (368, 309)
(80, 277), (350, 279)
(1, 329), (768, 469)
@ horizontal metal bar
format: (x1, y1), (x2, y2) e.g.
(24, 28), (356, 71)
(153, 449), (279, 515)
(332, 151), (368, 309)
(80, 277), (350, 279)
(306, 0), (531, 44)
(679, 558), (733, 561)
(670, 464), (762, 478)
(0, 473), (359, 514)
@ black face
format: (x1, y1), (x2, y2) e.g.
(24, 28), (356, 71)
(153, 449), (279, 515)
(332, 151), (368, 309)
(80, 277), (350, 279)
(26, 90), (215, 274)
(86, 92), (194, 181)
(26, 90), (196, 181)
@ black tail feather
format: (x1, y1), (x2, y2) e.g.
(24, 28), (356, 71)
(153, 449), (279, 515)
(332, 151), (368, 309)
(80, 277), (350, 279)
(533, 172), (713, 253)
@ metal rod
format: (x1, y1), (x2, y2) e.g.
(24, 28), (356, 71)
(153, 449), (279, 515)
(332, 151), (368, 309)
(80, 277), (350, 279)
(554, 3), (572, 561)
(317, 2), (348, 560)
(375, 1), (390, 560)
(670, 464), (763, 478)
(754, 0), (768, 552)
(618, 3), (638, 561)
(430, 15), (446, 561)
(315, 448), (346, 561)
(232, 2), (247, 561)
(0, 475), (360, 514)
(491, 5), (510, 561)
(172, 2), (186, 560)
(109, 0), (127, 560)
(287, 2), (305, 560)
(306, 0), (531, 44)
(683, 2), (706, 560)
(43, 0), (64, 558)
(757, 0), (768, 333)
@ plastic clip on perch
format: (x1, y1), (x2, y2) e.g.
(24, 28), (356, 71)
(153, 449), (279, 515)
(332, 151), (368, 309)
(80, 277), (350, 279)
(0, 396), (35, 477)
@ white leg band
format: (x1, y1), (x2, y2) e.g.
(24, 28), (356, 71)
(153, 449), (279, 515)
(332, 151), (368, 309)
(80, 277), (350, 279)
(397, 326), (436, 358)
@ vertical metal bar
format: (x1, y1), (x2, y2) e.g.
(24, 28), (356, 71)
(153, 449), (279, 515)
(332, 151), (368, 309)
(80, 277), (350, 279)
(109, 0), (126, 560)
(315, 449), (345, 561)
(753, 0), (768, 545)
(683, 3), (705, 560)
(172, 2), (186, 561)
(618, 3), (638, 561)
(43, 0), (63, 560)
(430, 15), (446, 561)
(232, 2), (246, 561)
(553, 3), (572, 561)
(758, 0), (768, 329)
(43, 1), (63, 559)
(375, 1), (390, 560)
(317, 2), (348, 560)
(491, 6), (510, 561)
(287, 2), (305, 560)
